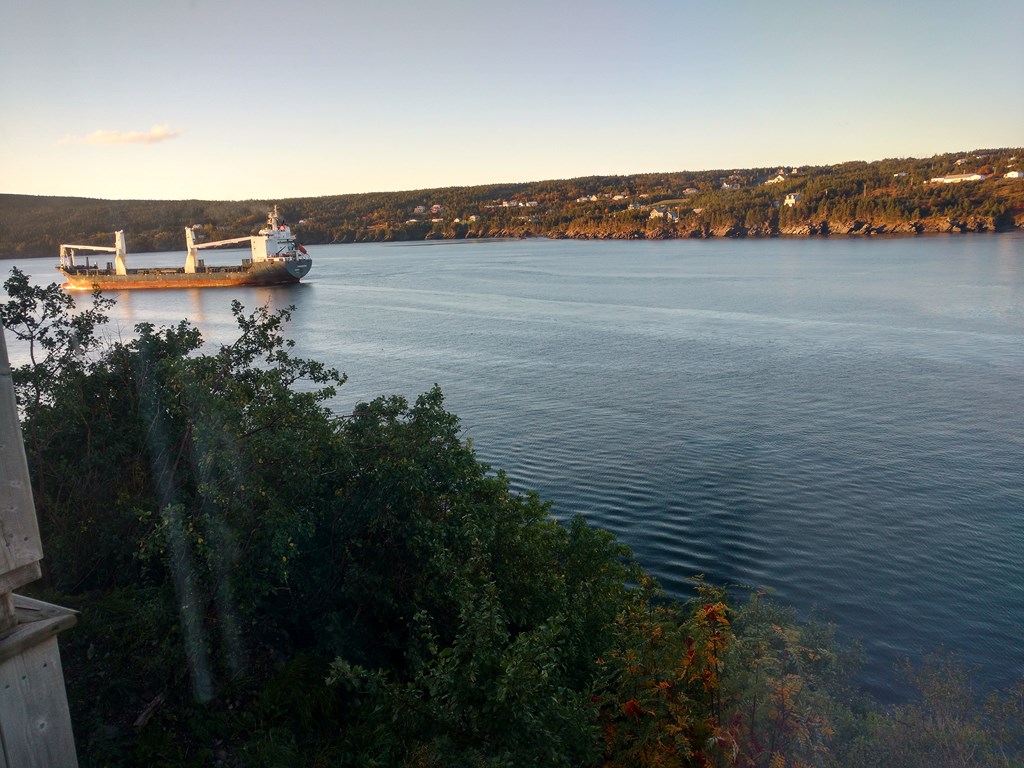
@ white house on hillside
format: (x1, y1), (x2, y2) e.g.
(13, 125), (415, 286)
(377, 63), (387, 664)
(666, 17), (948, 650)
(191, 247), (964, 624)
(927, 173), (986, 184)
(649, 207), (680, 222)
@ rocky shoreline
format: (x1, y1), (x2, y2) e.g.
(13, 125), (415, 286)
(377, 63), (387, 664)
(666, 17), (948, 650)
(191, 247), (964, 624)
(549, 214), (1021, 241)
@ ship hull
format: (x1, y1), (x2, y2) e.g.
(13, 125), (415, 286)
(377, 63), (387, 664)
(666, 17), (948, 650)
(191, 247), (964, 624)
(59, 257), (312, 292)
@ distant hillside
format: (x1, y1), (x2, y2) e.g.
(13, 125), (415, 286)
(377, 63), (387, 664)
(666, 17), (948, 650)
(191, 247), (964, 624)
(2, 148), (1022, 258)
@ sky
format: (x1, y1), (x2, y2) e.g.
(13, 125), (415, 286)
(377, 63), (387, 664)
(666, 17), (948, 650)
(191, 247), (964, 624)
(1, 0), (1022, 201)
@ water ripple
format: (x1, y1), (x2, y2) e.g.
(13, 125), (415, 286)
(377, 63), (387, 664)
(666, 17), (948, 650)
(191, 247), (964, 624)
(14, 234), (1022, 703)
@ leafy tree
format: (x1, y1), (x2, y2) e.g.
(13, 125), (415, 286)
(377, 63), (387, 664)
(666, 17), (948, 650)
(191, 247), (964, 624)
(0, 268), (115, 522)
(0, 267), (112, 411)
(2, 275), (345, 697)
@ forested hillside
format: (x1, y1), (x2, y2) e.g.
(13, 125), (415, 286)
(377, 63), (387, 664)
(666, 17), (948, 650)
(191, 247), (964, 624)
(2, 148), (1022, 258)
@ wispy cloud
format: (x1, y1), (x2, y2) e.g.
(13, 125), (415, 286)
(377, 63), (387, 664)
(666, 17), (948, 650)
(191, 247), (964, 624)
(59, 125), (183, 145)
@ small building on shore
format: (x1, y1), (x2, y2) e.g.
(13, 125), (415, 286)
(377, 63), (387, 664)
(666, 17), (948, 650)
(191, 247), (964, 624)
(927, 173), (986, 184)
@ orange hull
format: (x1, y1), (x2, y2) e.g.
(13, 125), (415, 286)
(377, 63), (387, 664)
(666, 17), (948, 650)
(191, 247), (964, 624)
(59, 258), (312, 292)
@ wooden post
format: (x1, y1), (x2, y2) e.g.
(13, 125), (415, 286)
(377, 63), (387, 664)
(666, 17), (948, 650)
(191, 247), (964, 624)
(0, 327), (79, 767)
(0, 331), (42, 612)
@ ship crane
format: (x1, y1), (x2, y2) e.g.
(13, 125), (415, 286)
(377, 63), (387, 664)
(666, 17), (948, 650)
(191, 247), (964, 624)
(184, 229), (254, 273)
(59, 231), (128, 275)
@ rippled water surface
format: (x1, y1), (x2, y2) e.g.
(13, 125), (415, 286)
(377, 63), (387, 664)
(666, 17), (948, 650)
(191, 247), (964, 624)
(11, 234), (1024, 700)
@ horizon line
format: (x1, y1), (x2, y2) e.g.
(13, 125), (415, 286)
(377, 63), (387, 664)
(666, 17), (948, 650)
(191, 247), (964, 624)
(3, 145), (1020, 203)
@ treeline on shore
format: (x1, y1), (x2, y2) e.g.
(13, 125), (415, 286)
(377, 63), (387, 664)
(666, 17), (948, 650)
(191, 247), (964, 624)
(2, 271), (1022, 767)
(2, 148), (1023, 258)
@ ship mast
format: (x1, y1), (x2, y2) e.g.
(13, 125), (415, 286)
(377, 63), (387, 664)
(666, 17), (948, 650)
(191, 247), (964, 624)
(59, 231), (128, 275)
(184, 228), (253, 273)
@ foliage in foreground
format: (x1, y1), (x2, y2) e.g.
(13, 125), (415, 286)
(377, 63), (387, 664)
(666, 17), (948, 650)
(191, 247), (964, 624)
(2, 269), (1022, 767)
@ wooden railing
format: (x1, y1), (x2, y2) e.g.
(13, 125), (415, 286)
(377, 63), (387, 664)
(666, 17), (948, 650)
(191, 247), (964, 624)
(0, 328), (79, 768)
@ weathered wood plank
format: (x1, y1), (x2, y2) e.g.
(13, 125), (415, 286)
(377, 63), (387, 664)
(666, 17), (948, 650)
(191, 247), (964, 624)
(0, 331), (43, 581)
(0, 324), (78, 766)
(0, 562), (41, 599)
(12, 595), (77, 624)
(0, 593), (14, 636)
(0, 637), (79, 768)
(0, 600), (77, 666)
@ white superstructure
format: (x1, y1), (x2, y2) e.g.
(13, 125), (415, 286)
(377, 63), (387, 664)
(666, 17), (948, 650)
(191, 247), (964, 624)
(251, 206), (305, 260)
(185, 206), (308, 273)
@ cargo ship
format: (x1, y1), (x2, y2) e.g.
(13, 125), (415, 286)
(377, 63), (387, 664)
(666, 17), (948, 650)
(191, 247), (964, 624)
(57, 207), (312, 291)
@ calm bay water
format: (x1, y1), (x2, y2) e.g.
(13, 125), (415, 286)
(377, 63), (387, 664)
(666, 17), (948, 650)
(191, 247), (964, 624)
(9, 234), (1024, 701)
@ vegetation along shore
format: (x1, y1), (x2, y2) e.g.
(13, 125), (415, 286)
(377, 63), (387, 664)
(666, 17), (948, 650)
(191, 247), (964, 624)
(2, 148), (1022, 258)
(2, 270), (1023, 766)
